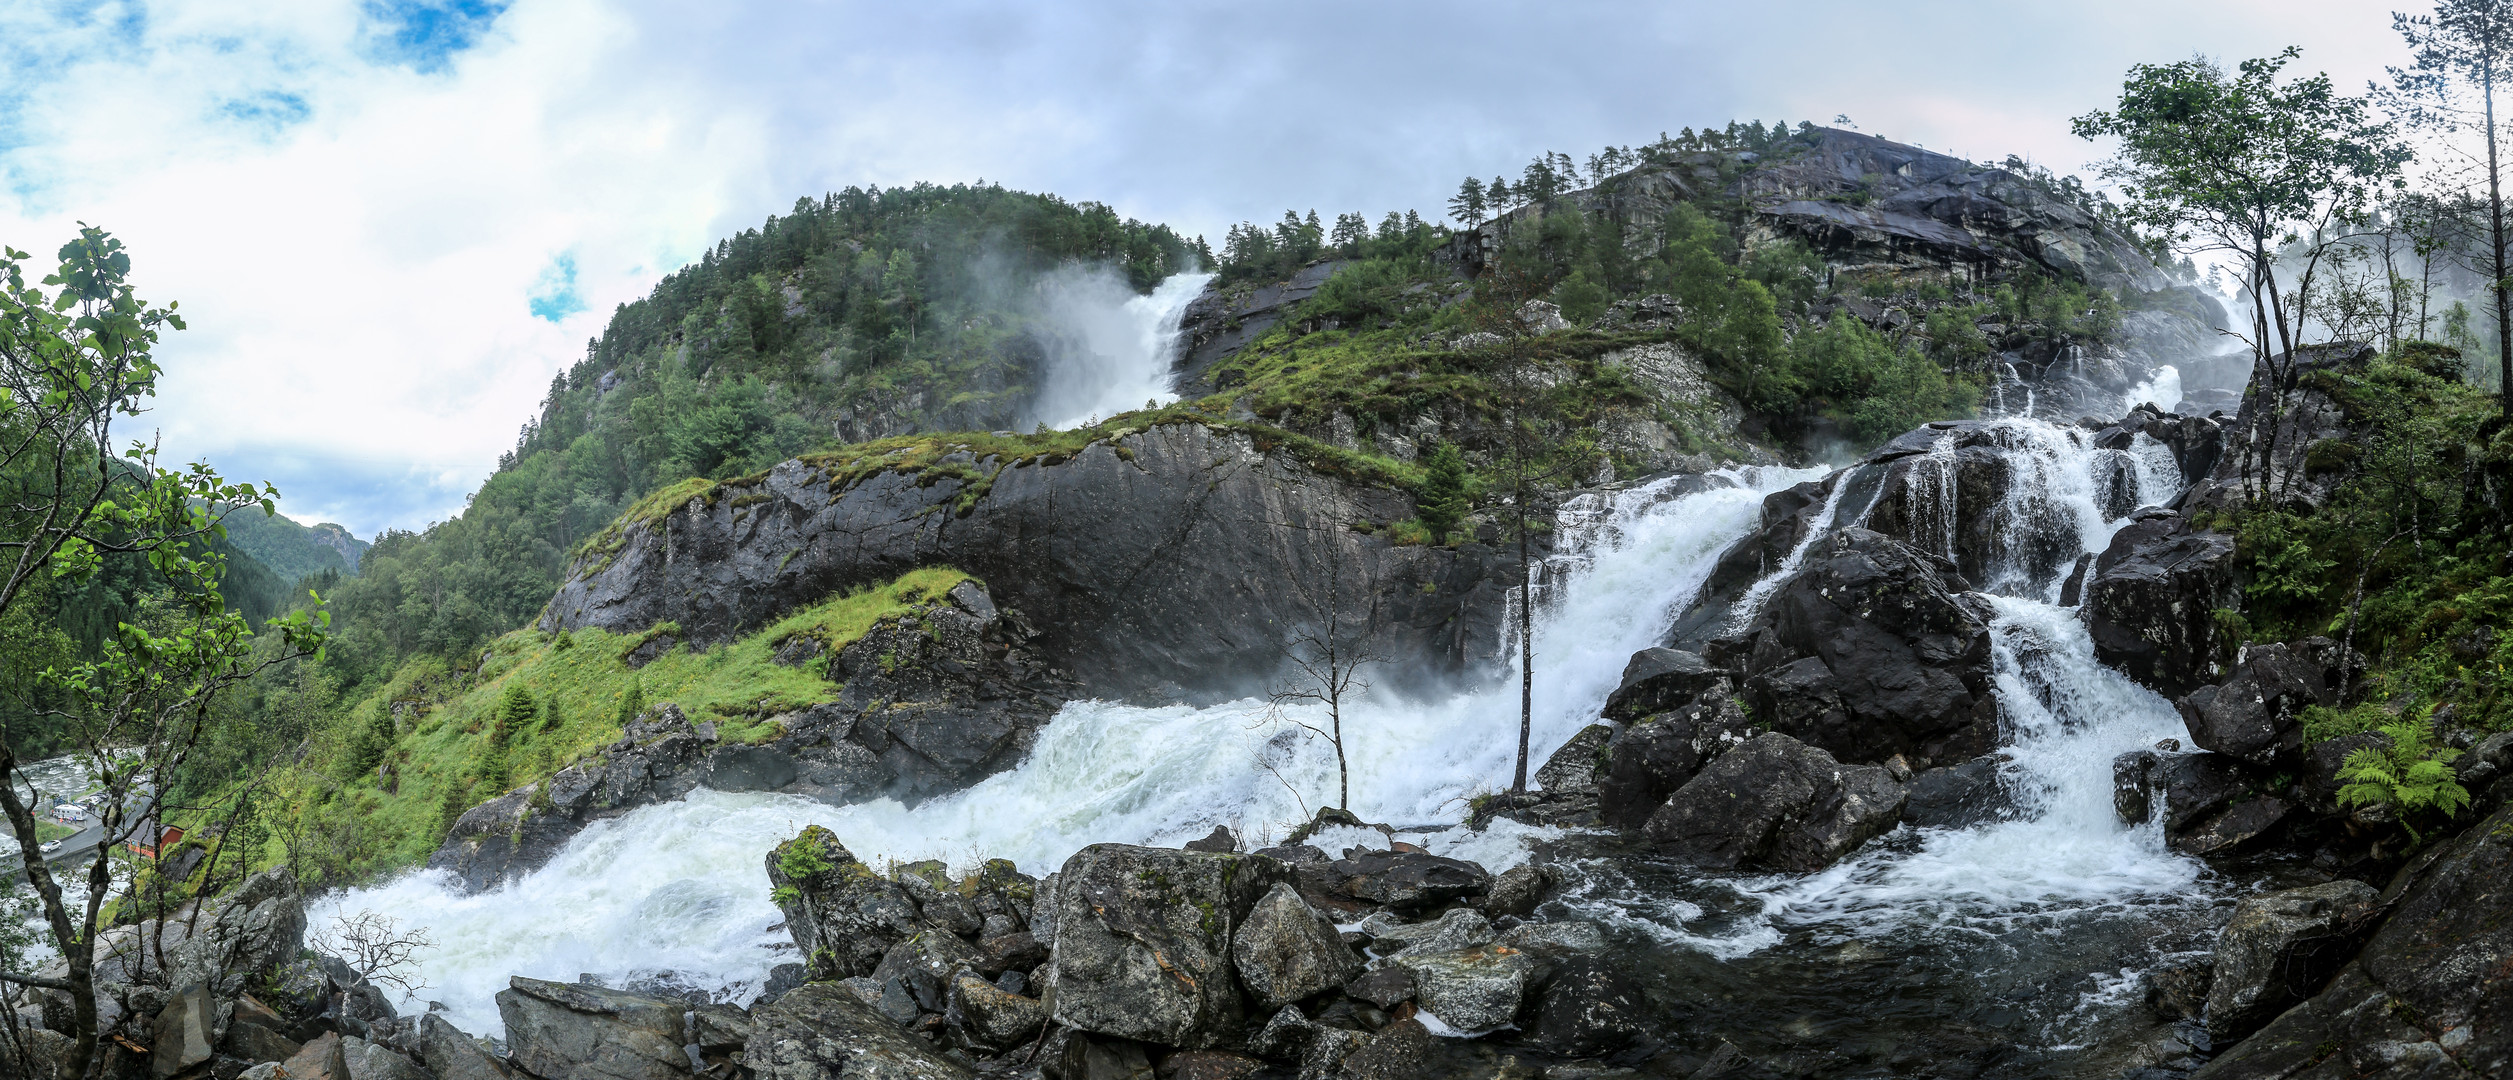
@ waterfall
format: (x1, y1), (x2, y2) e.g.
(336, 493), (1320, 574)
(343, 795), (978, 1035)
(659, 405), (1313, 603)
(1028, 270), (1213, 429)
(319, 464), (1825, 1035)
(1566, 416), (2217, 1033)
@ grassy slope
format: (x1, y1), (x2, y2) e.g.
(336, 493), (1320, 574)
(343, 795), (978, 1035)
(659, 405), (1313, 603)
(211, 567), (972, 880)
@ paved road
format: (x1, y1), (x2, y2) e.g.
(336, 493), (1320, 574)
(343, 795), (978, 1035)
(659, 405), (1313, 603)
(2, 792), (155, 881)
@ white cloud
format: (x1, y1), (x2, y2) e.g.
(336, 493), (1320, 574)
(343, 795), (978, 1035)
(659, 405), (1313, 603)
(0, 0), (2423, 536)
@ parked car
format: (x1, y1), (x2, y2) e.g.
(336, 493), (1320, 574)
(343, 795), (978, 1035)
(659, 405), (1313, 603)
(40, 840), (61, 853)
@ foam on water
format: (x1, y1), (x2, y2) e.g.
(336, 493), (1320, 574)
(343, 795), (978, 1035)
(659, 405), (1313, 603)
(323, 464), (1825, 1032)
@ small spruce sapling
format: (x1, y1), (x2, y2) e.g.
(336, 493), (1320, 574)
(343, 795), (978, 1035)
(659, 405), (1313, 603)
(1417, 442), (1471, 542)
(2335, 721), (2471, 844)
(616, 677), (645, 729)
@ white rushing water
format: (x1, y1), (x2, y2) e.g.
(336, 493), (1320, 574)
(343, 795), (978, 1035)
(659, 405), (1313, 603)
(1028, 269), (1213, 429)
(2120, 363), (2184, 415)
(322, 464), (1825, 1035)
(1588, 417), (2211, 961)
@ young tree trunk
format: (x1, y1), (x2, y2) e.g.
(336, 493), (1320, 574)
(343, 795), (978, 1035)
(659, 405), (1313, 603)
(1331, 701), (1349, 812)
(1513, 517), (1533, 796)
(2487, 61), (2513, 413)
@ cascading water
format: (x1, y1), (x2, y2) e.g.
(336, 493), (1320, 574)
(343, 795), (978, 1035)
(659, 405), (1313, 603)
(1027, 270), (1213, 429)
(320, 464), (1825, 1037)
(1560, 415), (2230, 1064)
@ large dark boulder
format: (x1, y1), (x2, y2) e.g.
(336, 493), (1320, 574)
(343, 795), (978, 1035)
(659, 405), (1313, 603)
(2192, 804), (2513, 1080)
(1322, 849), (1490, 912)
(1643, 732), (1907, 871)
(764, 827), (923, 980)
(2084, 509), (2240, 699)
(1726, 528), (2001, 768)
(495, 977), (690, 1080)
(1046, 844), (1289, 1049)
(2204, 880), (2380, 1042)
(1901, 754), (2013, 829)
(1228, 882), (1361, 1011)
(416, 1014), (514, 1080)
(540, 424), (1512, 705)
(2112, 749), (2253, 831)
(1594, 689), (1751, 828)
(2176, 644), (2331, 770)
(1600, 648), (1723, 722)
(742, 983), (971, 1080)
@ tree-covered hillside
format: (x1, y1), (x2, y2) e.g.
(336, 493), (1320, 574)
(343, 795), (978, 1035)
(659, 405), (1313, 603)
(302, 184), (1197, 693)
(219, 506), (368, 580)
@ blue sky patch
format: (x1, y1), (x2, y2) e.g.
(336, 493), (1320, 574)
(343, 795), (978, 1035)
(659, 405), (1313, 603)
(219, 90), (312, 129)
(529, 253), (584, 323)
(360, 0), (512, 73)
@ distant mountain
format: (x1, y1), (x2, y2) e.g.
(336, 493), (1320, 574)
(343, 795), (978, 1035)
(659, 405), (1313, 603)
(218, 507), (368, 581)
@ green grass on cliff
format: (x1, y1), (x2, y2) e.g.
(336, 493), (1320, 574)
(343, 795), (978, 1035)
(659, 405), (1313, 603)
(198, 567), (972, 883)
(576, 406), (1431, 565)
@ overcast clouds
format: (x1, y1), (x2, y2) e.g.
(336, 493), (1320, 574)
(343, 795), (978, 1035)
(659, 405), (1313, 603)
(0, 0), (2401, 537)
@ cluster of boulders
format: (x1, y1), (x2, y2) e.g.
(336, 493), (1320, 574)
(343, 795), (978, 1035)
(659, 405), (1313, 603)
(432, 581), (1074, 892)
(1507, 521), (2025, 872)
(728, 822), (1646, 1079)
(5, 868), (450, 1080)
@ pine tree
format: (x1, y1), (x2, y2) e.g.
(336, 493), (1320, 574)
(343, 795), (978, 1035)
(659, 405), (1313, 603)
(1417, 442), (1471, 541)
(493, 683), (535, 750)
(543, 691), (565, 731)
(1331, 212), (1369, 253)
(437, 781), (472, 838)
(1489, 177), (1513, 208)
(1449, 177), (1488, 227)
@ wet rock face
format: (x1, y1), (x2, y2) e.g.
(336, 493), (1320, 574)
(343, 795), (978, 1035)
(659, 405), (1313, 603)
(2083, 509), (2240, 699)
(1727, 528), (2001, 769)
(1527, 956), (1647, 1057)
(1643, 732), (1907, 871)
(1046, 844), (1289, 1049)
(1901, 754), (2013, 829)
(1593, 689), (1751, 828)
(743, 983), (973, 1080)
(2094, 404), (2227, 487)
(1171, 260), (1347, 393)
(2204, 880), (2380, 1042)
(540, 424), (1511, 706)
(2195, 805), (2513, 1079)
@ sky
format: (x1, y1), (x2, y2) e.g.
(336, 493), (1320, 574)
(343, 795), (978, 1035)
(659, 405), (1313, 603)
(0, 0), (2407, 537)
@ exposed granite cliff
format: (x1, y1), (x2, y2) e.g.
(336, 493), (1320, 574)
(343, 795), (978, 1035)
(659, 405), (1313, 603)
(540, 422), (1513, 705)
